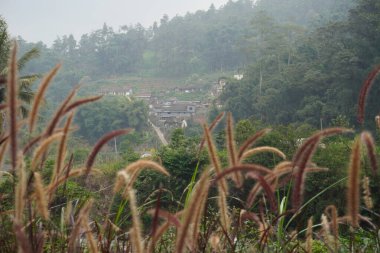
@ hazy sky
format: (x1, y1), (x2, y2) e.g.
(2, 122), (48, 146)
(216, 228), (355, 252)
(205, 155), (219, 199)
(1, 0), (228, 45)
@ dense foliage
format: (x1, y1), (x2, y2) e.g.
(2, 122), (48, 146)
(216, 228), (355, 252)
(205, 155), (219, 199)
(75, 97), (149, 143)
(222, 0), (380, 129)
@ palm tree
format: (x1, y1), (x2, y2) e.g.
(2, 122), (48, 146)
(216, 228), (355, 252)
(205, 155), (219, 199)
(0, 47), (41, 117)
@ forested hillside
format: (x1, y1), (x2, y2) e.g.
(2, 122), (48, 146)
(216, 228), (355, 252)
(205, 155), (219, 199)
(222, 0), (380, 128)
(14, 0), (375, 131)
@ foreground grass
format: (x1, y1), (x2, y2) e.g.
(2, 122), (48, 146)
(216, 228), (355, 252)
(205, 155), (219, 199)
(0, 43), (380, 252)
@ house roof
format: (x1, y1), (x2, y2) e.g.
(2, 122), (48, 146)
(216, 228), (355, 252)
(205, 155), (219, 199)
(154, 104), (193, 113)
(99, 87), (132, 94)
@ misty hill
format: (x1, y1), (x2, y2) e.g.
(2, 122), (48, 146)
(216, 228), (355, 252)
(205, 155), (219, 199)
(13, 0), (380, 130)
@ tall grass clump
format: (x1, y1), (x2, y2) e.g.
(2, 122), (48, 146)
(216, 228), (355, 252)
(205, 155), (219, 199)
(1, 43), (380, 252)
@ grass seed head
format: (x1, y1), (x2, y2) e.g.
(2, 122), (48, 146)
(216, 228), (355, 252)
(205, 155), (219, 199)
(29, 63), (61, 133)
(357, 65), (380, 123)
(306, 217), (313, 253)
(85, 129), (132, 175)
(7, 42), (18, 172)
(33, 172), (49, 220)
(347, 137), (361, 228)
(362, 176), (373, 209)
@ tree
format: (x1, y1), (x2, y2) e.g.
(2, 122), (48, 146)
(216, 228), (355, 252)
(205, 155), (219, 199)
(75, 97), (149, 143)
(157, 129), (208, 200)
(0, 16), (9, 73)
(220, 0), (380, 128)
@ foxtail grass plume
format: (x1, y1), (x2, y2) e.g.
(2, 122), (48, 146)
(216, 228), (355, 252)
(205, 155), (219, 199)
(85, 129), (132, 175)
(203, 124), (228, 193)
(246, 171), (277, 211)
(83, 222), (98, 253)
(320, 214), (333, 249)
(127, 188), (144, 253)
(15, 156), (26, 222)
(44, 85), (79, 136)
(190, 174), (211, 250)
(31, 132), (63, 171)
(68, 199), (94, 252)
(292, 128), (351, 209)
(237, 128), (271, 159)
(240, 146), (286, 161)
(47, 168), (91, 195)
(325, 205), (339, 250)
(346, 137), (361, 228)
(198, 111), (225, 152)
(124, 160), (170, 188)
(213, 164), (273, 181)
(226, 112), (242, 186)
(362, 176), (373, 209)
(306, 217), (313, 253)
(55, 112), (74, 180)
(360, 131), (377, 176)
(33, 172), (49, 220)
(203, 124), (231, 233)
(113, 170), (130, 193)
(175, 169), (211, 253)
(7, 42), (18, 172)
(146, 209), (181, 228)
(63, 95), (103, 115)
(29, 63), (61, 133)
(0, 139), (9, 170)
(357, 65), (380, 123)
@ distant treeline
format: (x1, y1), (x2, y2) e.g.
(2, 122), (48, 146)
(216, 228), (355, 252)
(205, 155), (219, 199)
(16, 0), (355, 78)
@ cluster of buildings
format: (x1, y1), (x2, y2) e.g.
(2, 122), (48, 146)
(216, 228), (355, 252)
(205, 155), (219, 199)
(98, 86), (204, 129)
(96, 73), (244, 130)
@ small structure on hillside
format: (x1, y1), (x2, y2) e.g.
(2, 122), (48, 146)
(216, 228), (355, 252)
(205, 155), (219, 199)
(234, 74), (244, 80)
(134, 93), (152, 101)
(181, 119), (188, 128)
(174, 86), (202, 93)
(99, 86), (132, 96)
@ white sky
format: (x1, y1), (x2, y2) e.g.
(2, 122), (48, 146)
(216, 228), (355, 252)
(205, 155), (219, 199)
(1, 0), (228, 45)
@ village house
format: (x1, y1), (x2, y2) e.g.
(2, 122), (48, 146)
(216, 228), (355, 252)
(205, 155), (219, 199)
(134, 93), (152, 101)
(174, 86), (202, 93)
(150, 102), (198, 128)
(152, 104), (196, 120)
(233, 74), (244, 80)
(98, 86), (132, 96)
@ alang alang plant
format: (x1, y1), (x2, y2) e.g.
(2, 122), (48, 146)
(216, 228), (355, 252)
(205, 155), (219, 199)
(1, 42), (380, 252)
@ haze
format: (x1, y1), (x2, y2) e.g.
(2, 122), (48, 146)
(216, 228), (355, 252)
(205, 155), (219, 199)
(1, 0), (227, 45)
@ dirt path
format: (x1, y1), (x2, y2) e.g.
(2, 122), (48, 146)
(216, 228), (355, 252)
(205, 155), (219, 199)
(149, 120), (168, 146)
